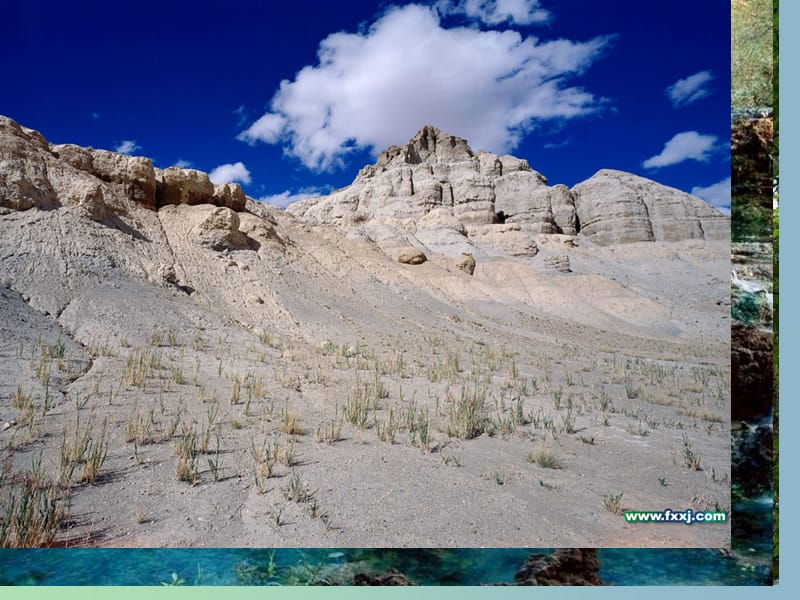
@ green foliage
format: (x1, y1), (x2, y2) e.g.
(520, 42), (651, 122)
(732, 0), (774, 109)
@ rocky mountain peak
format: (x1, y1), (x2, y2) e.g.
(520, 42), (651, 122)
(288, 125), (729, 263)
(374, 125), (474, 169)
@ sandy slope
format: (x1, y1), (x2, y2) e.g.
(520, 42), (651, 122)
(1, 196), (730, 548)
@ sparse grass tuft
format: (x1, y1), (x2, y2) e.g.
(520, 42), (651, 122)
(315, 415), (343, 444)
(528, 449), (563, 469)
(603, 492), (624, 515)
(681, 434), (703, 471)
(174, 425), (199, 484)
(0, 457), (69, 547)
(280, 406), (304, 435)
(445, 385), (488, 439)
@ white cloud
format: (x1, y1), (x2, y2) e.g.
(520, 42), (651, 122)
(238, 113), (286, 144)
(258, 188), (325, 209)
(437, 0), (550, 25)
(238, 4), (612, 171)
(174, 159), (193, 169)
(115, 140), (141, 155)
(209, 162), (252, 185)
(666, 70), (714, 107)
(642, 131), (718, 169)
(692, 177), (730, 214)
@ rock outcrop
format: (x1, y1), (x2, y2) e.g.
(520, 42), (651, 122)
(288, 125), (729, 265)
(572, 170), (729, 245)
(0, 115), (248, 216)
(732, 117), (774, 206)
(732, 322), (773, 421)
(194, 206), (249, 250)
(543, 255), (571, 273)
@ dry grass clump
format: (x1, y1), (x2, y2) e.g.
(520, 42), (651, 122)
(0, 454), (69, 547)
(528, 448), (563, 470)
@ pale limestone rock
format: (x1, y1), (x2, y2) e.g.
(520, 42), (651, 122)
(415, 227), (476, 258)
(543, 255), (571, 273)
(494, 172), (556, 232)
(416, 207), (466, 234)
(452, 175), (495, 225)
(74, 182), (108, 221)
(89, 149), (157, 208)
(238, 212), (283, 247)
(478, 153), (503, 177)
(572, 170), (729, 246)
(549, 185), (577, 236)
(195, 206), (247, 250)
(467, 223), (538, 257)
(397, 247), (427, 265)
(455, 253), (476, 275)
(0, 116), (57, 210)
(212, 183), (247, 212)
(54, 143), (94, 172)
(157, 167), (214, 207)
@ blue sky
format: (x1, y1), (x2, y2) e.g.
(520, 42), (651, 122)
(1, 0), (731, 211)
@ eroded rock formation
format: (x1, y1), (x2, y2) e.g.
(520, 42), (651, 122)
(288, 125), (728, 268)
(0, 115), (248, 217)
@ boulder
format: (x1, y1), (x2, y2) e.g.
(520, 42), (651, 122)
(212, 183), (247, 212)
(157, 167), (215, 207)
(455, 253), (476, 275)
(397, 247), (427, 265)
(89, 149), (157, 209)
(195, 206), (248, 250)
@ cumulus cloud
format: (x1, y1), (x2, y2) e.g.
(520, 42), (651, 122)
(238, 4), (612, 171)
(437, 0), (550, 25)
(692, 177), (730, 214)
(258, 188), (326, 209)
(115, 140), (141, 155)
(209, 162), (252, 185)
(173, 159), (193, 169)
(666, 70), (714, 107)
(642, 131), (718, 169)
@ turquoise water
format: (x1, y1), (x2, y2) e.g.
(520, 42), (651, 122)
(0, 498), (773, 586)
(0, 546), (771, 586)
(0, 497), (772, 585)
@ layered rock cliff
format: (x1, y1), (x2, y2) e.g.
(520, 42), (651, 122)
(1, 115), (246, 217)
(288, 125), (728, 260)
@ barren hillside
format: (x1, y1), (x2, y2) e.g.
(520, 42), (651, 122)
(0, 116), (730, 547)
